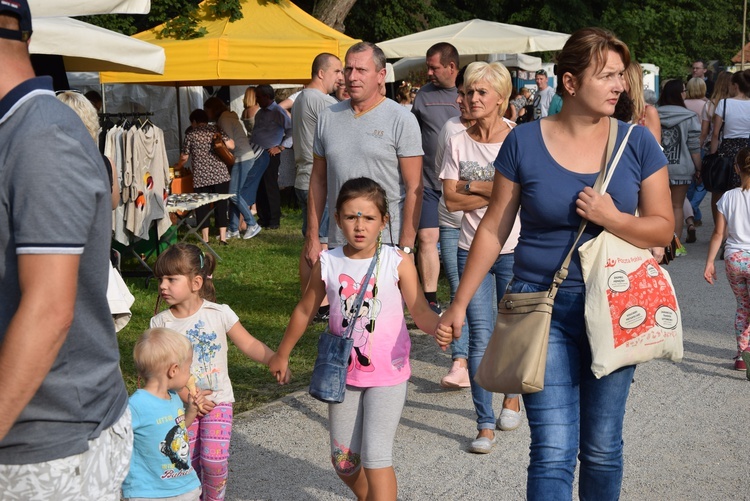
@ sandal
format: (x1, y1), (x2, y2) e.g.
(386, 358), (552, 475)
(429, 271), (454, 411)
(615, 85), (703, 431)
(686, 224), (696, 243)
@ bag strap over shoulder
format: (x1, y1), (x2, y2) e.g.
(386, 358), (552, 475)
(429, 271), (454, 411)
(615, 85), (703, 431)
(549, 118), (633, 298)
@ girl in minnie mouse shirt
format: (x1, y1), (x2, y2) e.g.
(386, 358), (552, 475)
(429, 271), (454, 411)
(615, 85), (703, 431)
(269, 177), (453, 501)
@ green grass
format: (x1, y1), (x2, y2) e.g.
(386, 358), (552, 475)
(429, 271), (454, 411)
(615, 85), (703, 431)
(118, 206), (450, 414)
(119, 208), (319, 414)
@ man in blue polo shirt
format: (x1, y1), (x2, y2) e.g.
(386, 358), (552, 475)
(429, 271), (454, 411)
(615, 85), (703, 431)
(0, 1), (132, 498)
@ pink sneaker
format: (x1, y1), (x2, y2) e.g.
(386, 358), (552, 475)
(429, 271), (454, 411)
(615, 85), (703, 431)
(440, 360), (470, 389)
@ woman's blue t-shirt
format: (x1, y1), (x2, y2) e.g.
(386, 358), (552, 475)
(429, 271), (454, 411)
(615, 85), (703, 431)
(494, 119), (667, 290)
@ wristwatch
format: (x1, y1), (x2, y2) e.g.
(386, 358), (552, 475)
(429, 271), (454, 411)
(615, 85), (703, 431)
(464, 181), (472, 193)
(400, 245), (413, 254)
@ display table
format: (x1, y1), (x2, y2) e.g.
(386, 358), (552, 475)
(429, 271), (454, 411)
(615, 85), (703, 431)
(165, 193), (234, 260)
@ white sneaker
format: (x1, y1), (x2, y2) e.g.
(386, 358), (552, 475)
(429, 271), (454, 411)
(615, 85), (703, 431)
(243, 224), (262, 240)
(440, 360), (471, 389)
(226, 230), (240, 239)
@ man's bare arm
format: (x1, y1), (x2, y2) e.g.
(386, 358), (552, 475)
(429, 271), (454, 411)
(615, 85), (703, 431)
(304, 155), (328, 266)
(398, 155), (423, 248)
(0, 254), (79, 440)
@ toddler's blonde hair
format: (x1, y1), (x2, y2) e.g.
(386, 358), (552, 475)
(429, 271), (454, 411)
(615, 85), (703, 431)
(134, 327), (192, 379)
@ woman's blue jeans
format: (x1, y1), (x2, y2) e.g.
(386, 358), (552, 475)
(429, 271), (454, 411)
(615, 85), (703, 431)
(457, 248), (514, 430)
(439, 226), (468, 359)
(687, 180), (707, 222)
(508, 279), (635, 501)
(228, 157), (257, 232)
(236, 150), (270, 228)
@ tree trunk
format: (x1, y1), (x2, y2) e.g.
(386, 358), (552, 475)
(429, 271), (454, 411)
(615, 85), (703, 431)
(313, 0), (358, 32)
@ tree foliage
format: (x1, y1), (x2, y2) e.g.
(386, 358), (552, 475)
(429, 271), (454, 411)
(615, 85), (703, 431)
(345, 0), (743, 79)
(80, 0), (744, 79)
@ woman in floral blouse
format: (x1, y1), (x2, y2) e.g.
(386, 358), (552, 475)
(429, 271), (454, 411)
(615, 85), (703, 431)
(174, 109), (234, 244)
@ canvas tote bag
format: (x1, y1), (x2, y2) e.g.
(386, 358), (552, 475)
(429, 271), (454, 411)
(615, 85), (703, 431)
(475, 119), (619, 394)
(578, 124), (683, 378)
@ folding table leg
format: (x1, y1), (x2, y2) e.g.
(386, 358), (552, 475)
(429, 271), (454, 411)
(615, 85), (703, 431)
(181, 208), (222, 261)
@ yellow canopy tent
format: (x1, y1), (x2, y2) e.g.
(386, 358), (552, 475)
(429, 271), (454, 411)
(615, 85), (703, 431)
(100, 0), (359, 85)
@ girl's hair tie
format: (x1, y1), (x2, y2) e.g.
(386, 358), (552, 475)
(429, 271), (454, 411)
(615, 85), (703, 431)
(206, 274), (213, 280)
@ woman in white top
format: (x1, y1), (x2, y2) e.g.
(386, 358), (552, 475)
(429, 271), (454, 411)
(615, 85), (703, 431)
(439, 61), (522, 454)
(695, 71), (734, 227)
(709, 69), (750, 222)
(205, 97), (264, 239)
(704, 147), (750, 375)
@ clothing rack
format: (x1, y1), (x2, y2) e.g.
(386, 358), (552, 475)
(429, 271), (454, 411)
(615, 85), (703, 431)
(98, 111), (154, 119)
(103, 111), (169, 286)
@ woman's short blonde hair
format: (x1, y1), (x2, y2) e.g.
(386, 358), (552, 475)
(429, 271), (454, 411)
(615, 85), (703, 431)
(133, 327), (193, 379)
(686, 77), (707, 100)
(56, 91), (99, 143)
(463, 61), (513, 116)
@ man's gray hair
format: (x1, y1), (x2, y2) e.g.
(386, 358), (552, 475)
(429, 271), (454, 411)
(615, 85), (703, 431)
(346, 42), (386, 72)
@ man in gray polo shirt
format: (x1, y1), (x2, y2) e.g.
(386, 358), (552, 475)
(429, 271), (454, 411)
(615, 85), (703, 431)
(304, 42), (423, 264)
(0, 2), (131, 498)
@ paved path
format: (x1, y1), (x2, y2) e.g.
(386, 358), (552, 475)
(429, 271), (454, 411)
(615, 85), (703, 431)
(227, 209), (748, 500)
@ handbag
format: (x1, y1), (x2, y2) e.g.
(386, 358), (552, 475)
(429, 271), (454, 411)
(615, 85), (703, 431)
(212, 130), (235, 167)
(475, 118), (620, 395)
(660, 234), (680, 266)
(308, 247), (379, 403)
(579, 124), (683, 379)
(701, 99), (734, 192)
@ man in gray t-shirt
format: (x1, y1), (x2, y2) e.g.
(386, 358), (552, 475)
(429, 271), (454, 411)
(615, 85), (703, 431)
(305, 42), (423, 264)
(0, 2), (130, 496)
(411, 42), (460, 314)
(292, 52), (342, 320)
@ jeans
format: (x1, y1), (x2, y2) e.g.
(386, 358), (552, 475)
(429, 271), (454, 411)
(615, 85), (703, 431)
(228, 157), (257, 232)
(239, 150), (270, 227)
(687, 180), (707, 222)
(295, 188), (329, 243)
(457, 247), (514, 430)
(439, 226), (468, 359)
(507, 279), (635, 501)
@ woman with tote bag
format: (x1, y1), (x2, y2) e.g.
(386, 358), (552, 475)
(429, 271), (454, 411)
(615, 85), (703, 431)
(441, 28), (673, 500)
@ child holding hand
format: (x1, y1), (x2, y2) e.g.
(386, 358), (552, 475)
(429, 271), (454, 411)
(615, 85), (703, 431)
(121, 327), (208, 501)
(150, 243), (284, 501)
(269, 177), (452, 501)
(705, 147), (750, 377)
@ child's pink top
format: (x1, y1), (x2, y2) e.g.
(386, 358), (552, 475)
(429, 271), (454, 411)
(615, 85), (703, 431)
(319, 245), (411, 387)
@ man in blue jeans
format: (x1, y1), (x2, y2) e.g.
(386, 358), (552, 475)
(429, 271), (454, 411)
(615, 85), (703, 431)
(251, 84), (293, 229)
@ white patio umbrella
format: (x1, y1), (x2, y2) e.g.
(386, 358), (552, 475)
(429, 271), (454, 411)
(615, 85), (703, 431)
(377, 19), (570, 58)
(392, 53), (542, 81)
(27, 0), (151, 17)
(31, 17), (165, 74)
